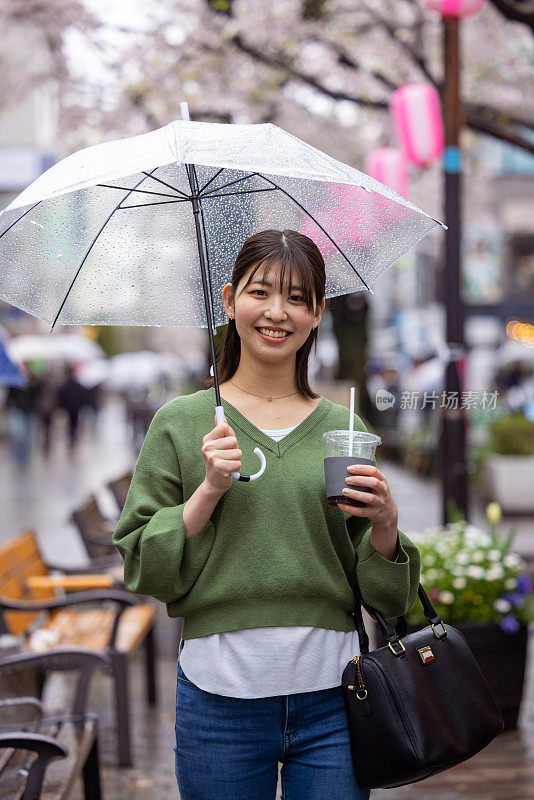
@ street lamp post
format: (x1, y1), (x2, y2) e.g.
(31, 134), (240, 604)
(440, 15), (469, 523)
(422, 0), (487, 522)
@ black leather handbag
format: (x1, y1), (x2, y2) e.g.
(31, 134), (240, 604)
(342, 565), (505, 790)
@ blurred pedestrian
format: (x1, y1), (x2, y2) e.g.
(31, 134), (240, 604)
(57, 364), (88, 452)
(35, 366), (61, 456)
(5, 363), (40, 471)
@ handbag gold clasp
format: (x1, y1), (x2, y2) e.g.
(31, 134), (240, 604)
(388, 639), (406, 656)
(432, 621), (447, 639)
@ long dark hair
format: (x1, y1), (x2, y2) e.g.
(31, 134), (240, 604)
(204, 229), (326, 400)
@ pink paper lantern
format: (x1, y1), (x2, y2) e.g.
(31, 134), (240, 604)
(424, 0), (486, 18)
(365, 148), (408, 199)
(391, 84), (445, 168)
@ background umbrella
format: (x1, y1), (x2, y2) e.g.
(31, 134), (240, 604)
(7, 333), (103, 364)
(75, 357), (110, 389)
(0, 103), (445, 481)
(104, 350), (188, 391)
(0, 340), (28, 388)
(496, 339), (534, 369)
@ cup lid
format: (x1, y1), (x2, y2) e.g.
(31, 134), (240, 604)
(322, 429), (381, 444)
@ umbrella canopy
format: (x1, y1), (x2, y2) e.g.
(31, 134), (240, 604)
(0, 116), (445, 482)
(0, 119), (444, 330)
(6, 333), (103, 364)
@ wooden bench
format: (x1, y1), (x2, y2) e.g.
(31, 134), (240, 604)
(0, 530), (158, 767)
(106, 471), (133, 513)
(0, 648), (107, 799)
(69, 495), (120, 562)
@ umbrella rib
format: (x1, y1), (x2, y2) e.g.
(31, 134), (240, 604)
(256, 174), (372, 292)
(200, 187), (277, 200)
(141, 171), (190, 198)
(118, 198), (191, 209)
(200, 172), (259, 198)
(197, 168), (224, 195)
(49, 169), (158, 331)
(0, 201), (41, 241)
(97, 183), (180, 200)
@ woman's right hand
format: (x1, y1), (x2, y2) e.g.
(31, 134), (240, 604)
(201, 413), (242, 494)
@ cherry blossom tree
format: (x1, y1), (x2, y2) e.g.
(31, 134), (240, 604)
(82, 0), (529, 408)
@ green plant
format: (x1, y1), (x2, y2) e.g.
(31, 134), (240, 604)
(487, 413), (534, 456)
(407, 505), (534, 632)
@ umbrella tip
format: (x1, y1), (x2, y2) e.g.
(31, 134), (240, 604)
(180, 102), (190, 121)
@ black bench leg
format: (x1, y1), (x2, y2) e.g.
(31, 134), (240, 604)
(83, 734), (103, 800)
(109, 650), (132, 767)
(144, 624), (157, 706)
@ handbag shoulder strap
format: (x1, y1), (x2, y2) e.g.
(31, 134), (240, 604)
(353, 553), (407, 654)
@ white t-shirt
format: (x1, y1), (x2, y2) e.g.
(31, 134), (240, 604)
(179, 423), (389, 698)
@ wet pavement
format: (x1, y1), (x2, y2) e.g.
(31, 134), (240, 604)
(1, 395), (533, 799)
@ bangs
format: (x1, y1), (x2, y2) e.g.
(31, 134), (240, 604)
(240, 254), (316, 311)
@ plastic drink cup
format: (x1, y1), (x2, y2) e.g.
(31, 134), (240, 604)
(322, 430), (381, 508)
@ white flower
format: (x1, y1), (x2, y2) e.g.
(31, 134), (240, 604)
(457, 552), (470, 565)
(452, 577), (467, 590)
(472, 551), (485, 563)
(466, 565), (485, 580)
(488, 549), (502, 562)
(493, 598), (512, 614)
(423, 554), (436, 566)
(504, 578), (518, 590)
(504, 554), (521, 568)
(438, 591), (455, 604)
(485, 566), (504, 581)
(426, 569), (441, 583)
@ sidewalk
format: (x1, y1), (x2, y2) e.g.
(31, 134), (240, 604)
(0, 395), (532, 799)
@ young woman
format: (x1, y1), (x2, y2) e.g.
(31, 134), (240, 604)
(113, 229), (421, 800)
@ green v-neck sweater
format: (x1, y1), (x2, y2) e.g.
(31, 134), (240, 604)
(112, 387), (421, 639)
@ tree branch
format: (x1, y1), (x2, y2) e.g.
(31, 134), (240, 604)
(310, 36), (398, 92)
(231, 33), (534, 152)
(362, 2), (438, 88)
(488, 0), (534, 32)
(464, 107), (534, 153)
(232, 34), (388, 109)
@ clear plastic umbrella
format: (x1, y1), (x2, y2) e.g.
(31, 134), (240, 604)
(0, 105), (445, 482)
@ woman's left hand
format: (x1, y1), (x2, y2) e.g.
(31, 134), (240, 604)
(337, 464), (398, 534)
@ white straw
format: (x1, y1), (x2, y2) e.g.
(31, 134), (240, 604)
(349, 386), (355, 457)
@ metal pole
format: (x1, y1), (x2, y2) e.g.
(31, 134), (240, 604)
(185, 162), (223, 408)
(440, 16), (469, 523)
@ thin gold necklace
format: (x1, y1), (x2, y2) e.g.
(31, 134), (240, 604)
(228, 379), (300, 403)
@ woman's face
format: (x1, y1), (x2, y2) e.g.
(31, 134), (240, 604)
(222, 262), (324, 363)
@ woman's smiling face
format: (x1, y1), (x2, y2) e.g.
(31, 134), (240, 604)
(223, 261), (324, 361)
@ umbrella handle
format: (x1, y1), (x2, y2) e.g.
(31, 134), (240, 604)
(215, 405), (267, 482)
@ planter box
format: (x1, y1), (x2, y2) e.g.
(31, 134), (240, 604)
(483, 454), (534, 513)
(373, 620), (529, 729)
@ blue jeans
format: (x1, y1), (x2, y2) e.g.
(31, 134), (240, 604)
(174, 660), (370, 800)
